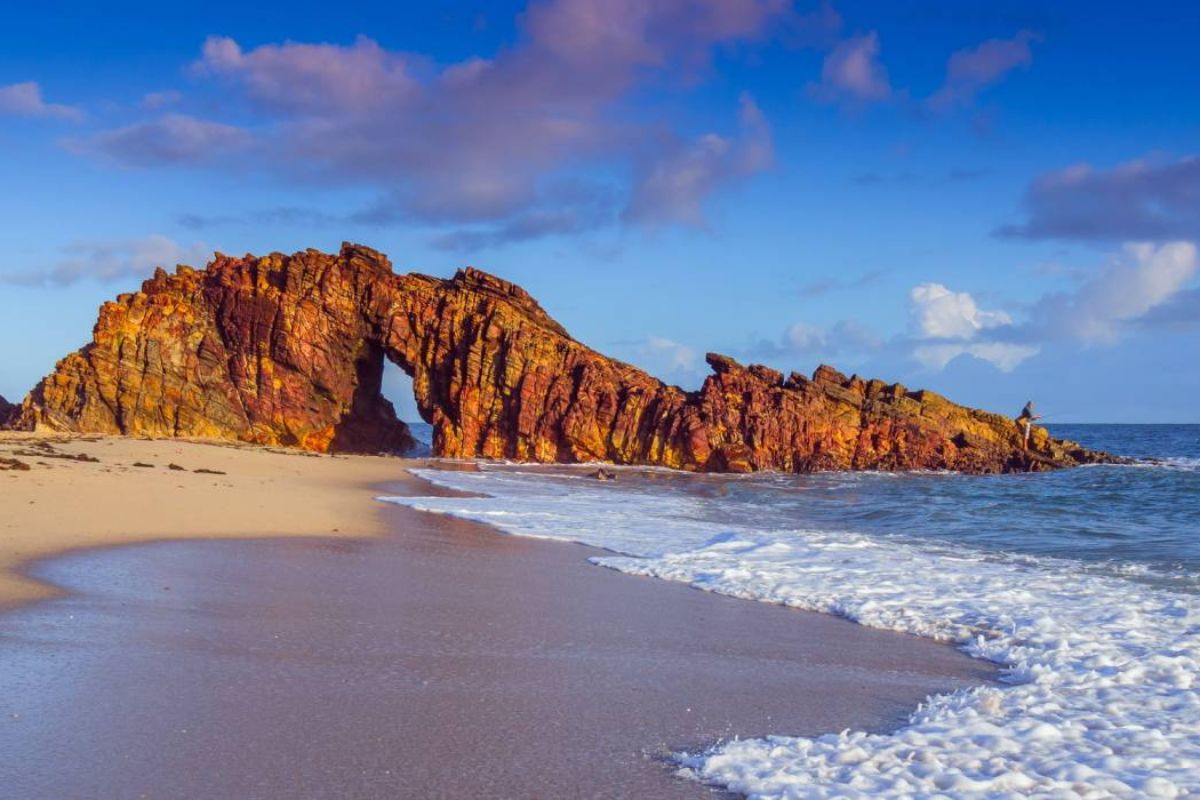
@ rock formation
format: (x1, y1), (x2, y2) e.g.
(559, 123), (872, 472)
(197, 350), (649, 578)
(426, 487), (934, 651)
(15, 243), (1115, 473)
(0, 394), (14, 428)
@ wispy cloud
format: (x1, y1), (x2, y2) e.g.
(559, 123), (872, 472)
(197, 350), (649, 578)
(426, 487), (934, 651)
(745, 318), (884, 364)
(796, 269), (885, 297)
(430, 208), (603, 252)
(611, 335), (706, 388)
(140, 90), (183, 110)
(807, 28), (1037, 115)
(623, 94), (773, 227)
(852, 168), (990, 187)
(177, 207), (341, 230)
(0, 81), (83, 121)
(642, 336), (700, 372)
(3, 235), (210, 286)
(808, 31), (891, 107)
(74, 114), (251, 167)
(1026, 241), (1199, 343)
(927, 31), (1037, 111)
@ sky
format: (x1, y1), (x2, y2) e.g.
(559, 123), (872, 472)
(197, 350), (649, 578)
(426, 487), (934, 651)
(1, 0), (1198, 422)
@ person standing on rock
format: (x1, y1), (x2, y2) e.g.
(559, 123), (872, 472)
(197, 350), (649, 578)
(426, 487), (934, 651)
(1017, 401), (1041, 449)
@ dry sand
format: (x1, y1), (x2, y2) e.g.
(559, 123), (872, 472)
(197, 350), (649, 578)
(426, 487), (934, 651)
(0, 432), (408, 608)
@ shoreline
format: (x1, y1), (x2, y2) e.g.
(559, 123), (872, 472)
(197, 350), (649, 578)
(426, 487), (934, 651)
(0, 432), (417, 610)
(1, 433), (999, 797)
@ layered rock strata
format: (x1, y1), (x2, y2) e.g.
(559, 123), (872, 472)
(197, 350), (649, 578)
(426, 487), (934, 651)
(16, 244), (1114, 472)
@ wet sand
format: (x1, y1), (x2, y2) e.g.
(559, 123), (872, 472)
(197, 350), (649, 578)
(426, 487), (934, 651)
(0, 473), (997, 799)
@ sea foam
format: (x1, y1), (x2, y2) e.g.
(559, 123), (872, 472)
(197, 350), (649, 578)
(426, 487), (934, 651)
(382, 465), (1200, 799)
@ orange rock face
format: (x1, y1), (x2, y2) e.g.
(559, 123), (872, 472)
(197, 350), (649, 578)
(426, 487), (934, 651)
(15, 243), (1115, 472)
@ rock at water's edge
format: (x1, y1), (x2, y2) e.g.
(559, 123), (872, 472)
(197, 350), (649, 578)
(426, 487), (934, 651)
(0, 394), (15, 428)
(15, 243), (1119, 473)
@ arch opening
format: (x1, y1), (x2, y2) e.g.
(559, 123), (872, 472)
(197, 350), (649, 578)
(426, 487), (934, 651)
(381, 358), (432, 455)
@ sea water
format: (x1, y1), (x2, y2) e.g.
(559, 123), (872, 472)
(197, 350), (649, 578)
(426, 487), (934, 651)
(386, 424), (1200, 798)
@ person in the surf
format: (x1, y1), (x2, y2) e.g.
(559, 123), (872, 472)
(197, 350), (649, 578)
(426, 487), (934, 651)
(1017, 401), (1041, 449)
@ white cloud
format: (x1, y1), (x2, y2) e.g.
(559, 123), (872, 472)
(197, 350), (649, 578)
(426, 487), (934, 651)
(909, 283), (1012, 340)
(0, 81), (83, 121)
(1031, 240), (1198, 342)
(907, 283), (1034, 371)
(913, 342), (1039, 372)
(907, 241), (1198, 373)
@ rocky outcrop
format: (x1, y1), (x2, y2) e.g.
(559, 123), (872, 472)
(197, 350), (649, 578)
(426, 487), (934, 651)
(16, 243), (1116, 472)
(0, 394), (15, 428)
(18, 247), (414, 453)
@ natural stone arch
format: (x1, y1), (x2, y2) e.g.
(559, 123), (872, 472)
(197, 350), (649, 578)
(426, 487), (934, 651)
(12, 243), (1115, 473)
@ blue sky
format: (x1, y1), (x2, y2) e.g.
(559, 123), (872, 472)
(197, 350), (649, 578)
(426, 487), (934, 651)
(2, 0), (1198, 422)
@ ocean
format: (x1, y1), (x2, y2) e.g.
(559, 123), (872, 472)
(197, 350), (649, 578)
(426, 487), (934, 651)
(388, 424), (1200, 797)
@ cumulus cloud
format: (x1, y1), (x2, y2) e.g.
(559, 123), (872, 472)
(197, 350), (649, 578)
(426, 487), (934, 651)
(809, 32), (891, 106)
(997, 156), (1200, 242)
(76, 0), (807, 243)
(623, 94), (773, 226)
(907, 283), (1036, 371)
(4, 235), (211, 286)
(77, 114), (251, 166)
(909, 283), (1013, 339)
(928, 31), (1037, 111)
(0, 81), (83, 121)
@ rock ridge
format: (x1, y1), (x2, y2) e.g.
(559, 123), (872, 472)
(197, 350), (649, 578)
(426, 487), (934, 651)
(14, 243), (1117, 473)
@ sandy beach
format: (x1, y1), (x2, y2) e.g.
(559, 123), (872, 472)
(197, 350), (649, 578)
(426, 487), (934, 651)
(0, 433), (410, 608)
(0, 434), (996, 797)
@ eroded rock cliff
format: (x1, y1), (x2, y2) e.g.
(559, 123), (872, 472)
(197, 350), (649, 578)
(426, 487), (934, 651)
(0, 394), (14, 428)
(16, 243), (1114, 472)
